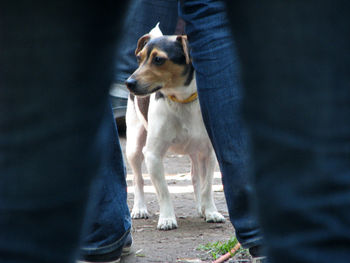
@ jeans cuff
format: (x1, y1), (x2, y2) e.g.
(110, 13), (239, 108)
(80, 228), (131, 256)
(239, 236), (264, 249)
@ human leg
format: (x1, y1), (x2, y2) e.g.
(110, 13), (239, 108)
(0, 1), (126, 262)
(227, 1), (350, 262)
(79, 104), (132, 262)
(179, 0), (263, 249)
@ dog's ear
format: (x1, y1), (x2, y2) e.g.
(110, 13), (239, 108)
(176, 35), (191, 64)
(135, 34), (150, 56)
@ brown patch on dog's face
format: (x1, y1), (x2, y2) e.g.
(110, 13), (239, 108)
(125, 36), (193, 96)
(135, 34), (150, 56)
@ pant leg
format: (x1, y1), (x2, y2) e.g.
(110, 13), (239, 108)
(0, 1), (127, 262)
(227, 1), (350, 262)
(114, 0), (179, 84)
(80, 104), (131, 256)
(179, 0), (263, 248)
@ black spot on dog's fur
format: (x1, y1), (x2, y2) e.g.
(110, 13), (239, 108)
(183, 64), (194, 86)
(147, 38), (187, 65)
(146, 37), (194, 86)
(155, 91), (165, 100)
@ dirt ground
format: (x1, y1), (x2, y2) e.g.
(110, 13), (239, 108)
(117, 131), (250, 263)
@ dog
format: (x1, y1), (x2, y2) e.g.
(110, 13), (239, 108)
(125, 23), (225, 230)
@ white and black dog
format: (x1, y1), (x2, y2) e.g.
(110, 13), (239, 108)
(125, 24), (225, 230)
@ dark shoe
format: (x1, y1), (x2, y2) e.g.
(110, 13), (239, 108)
(121, 233), (133, 257)
(249, 245), (267, 263)
(249, 245), (266, 257)
(78, 232), (133, 263)
(109, 83), (128, 119)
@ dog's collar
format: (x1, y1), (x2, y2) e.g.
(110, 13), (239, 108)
(167, 92), (198, 104)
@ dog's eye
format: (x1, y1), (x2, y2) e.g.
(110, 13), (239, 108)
(136, 55), (141, 63)
(153, 56), (166, 66)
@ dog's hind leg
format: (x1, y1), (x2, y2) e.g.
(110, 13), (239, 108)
(190, 154), (202, 217)
(126, 100), (148, 219)
(199, 151), (226, 223)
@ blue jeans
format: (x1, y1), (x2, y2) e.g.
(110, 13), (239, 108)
(226, 1), (350, 262)
(0, 1), (128, 262)
(80, 103), (131, 258)
(179, 0), (263, 248)
(114, 0), (179, 84)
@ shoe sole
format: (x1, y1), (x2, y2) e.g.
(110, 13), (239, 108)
(77, 259), (120, 263)
(77, 245), (133, 262)
(121, 244), (133, 257)
(252, 256), (267, 263)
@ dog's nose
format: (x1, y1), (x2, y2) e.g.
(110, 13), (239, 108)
(125, 78), (137, 91)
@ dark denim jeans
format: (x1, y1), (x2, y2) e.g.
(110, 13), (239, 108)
(179, 0), (263, 248)
(80, 103), (131, 258)
(114, 0), (179, 84)
(226, 1), (350, 262)
(0, 1), (128, 262)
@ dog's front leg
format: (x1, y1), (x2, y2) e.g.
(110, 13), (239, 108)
(126, 99), (149, 219)
(126, 126), (148, 219)
(144, 141), (177, 230)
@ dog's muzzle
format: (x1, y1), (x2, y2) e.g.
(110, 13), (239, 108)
(125, 77), (162, 96)
(125, 78), (137, 92)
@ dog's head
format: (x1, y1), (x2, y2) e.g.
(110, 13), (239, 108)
(125, 24), (193, 96)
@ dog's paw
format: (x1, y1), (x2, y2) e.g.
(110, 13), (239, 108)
(157, 217), (178, 230)
(197, 206), (205, 218)
(205, 211), (226, 223)
(131, 208), (149, 219)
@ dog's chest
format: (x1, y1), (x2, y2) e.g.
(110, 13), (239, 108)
(167, 102), (211, 154)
